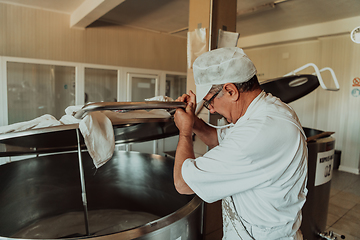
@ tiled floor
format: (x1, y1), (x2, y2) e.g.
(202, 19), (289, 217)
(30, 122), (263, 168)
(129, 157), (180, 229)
(327, 170), (360, 240)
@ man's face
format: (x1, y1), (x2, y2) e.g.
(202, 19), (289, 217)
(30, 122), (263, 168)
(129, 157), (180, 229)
(203, 89), (233, 123)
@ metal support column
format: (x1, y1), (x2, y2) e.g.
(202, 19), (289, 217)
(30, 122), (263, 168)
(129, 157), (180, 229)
(76, 128), (90, 236)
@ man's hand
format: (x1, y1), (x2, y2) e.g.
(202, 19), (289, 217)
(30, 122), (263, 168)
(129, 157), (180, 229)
(176, 90), (196, 104)
(174, 90), (197, 136)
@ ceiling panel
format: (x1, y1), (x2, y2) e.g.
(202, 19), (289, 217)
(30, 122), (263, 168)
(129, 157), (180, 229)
(236, 0), (360, 37)
(99, 0), (189, 34)
(1, 0), (359, 38)
(0, 0), (85, 14)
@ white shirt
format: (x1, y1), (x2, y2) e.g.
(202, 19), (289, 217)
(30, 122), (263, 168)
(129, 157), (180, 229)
(182, 92), (308, 240)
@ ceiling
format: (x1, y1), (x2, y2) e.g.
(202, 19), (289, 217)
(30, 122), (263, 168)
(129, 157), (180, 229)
(1, 0), (360, 38)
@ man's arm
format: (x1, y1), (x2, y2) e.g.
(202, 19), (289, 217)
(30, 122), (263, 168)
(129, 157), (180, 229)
(176, 91), (219, 149)
(192, 117), (219, 149)
(173, 98), (196, 195)
(173, 91), (219, 194)
(174, 132), (195, 194)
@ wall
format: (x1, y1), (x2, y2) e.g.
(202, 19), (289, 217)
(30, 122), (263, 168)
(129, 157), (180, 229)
(0, 2), (187, 164)
(244, 34), (360, 174)
(0, 3), (187, 72)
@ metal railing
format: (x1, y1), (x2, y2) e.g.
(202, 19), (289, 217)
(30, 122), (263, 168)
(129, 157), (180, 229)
(284, 63), (340, 91)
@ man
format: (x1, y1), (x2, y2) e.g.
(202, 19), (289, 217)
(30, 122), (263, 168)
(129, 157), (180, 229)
(173, 47), (308, 240)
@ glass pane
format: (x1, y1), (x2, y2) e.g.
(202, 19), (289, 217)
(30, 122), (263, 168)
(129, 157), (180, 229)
(131, 77), (156, 101)
(7, 62), (75, 124)
(129, 142), (155, 155)
(160, 75), (187, 156)
(129, 75), (157, 153)
(165, 74), (187, 100)
(85, 68), (118, 103)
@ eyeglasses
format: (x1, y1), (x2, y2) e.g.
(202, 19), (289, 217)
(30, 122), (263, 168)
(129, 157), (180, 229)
(203, 88), (223, 110)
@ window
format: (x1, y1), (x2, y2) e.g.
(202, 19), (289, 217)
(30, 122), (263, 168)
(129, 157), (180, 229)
(7, 62), (75, 124)
(85, 68), (118, 103)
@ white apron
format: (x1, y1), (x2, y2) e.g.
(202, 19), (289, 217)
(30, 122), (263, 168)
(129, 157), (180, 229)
(222, 196), (303, 240)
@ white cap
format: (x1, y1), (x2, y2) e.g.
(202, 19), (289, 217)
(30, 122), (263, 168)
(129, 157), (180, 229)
(193, 47), (257, 103)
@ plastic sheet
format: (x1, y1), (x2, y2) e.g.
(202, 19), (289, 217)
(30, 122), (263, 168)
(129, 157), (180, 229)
(187, 28), (207, 69)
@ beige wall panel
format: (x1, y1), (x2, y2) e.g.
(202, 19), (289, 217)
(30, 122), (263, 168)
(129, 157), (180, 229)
(211, 0), (236, 49)
(349, 39), (360, 171)
(83, 25), (187, 71)
(315, 36), (351, 150)
(187, 0), (212, 160)
(0, 6), (4, 50)
(0, 3), (187, 72)
(188, 0), (211, 31)
(245, 41), (321, 128)
(245, 41), (320, 79)
(245, 36), (360, 173)
(319, 35), (360, 171)
(1, 4), (85, 62)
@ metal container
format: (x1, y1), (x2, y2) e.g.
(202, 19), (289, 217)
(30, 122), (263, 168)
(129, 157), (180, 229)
(301, 128), (335, 240)
(0, 150), (203, 239)
(0, 103), (203, 240)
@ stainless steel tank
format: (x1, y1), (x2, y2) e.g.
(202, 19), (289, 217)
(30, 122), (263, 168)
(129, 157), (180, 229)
(301, 127), (335, 240)
(0, 102), (203, 240)
(0, 150), (203, 239)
